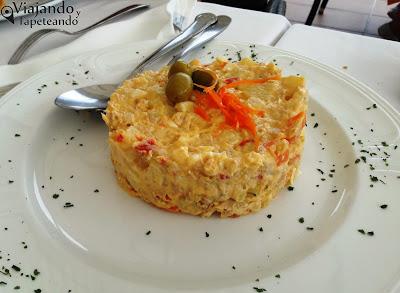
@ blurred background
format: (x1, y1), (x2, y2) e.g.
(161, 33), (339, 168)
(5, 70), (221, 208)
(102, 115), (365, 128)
(202, 0), (400, 40)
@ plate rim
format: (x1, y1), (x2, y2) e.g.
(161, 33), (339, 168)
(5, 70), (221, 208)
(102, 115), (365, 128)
(0, 40), (399, 292)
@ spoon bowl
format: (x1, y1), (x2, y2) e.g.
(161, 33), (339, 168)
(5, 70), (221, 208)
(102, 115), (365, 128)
(54, 14), (231, 111)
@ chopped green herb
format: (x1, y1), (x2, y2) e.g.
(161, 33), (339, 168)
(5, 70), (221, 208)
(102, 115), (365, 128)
(313, 123), (319, 128)
(12, 265), (21, 272)
(287, 186), (294, 191)
(63, 202), (74, 208)
(267, 214), (272, 219)
(310, 113), (315, 117)
(0, 281), (6, 285)
(358, 229), (365, 235)
(14, 286), (20, 290)
(331, 190), (338, 193)
(370, 175), (378, 182)
(205, 232), (210, 238)
(258, 227), (263, 232)
(14, 134), (21, 137)
(298, 217), (304, 224)
(145, 230), (151, 236)
(94, 189), (99, 193)
(360, 156), (366, 163)
(34, 289), (42, 293)
(344, 164), (349, 168)
(367, 231), (375, 236)
(33, 269), (40, 276)
(381, 141), (388, 147)
(275, 274), (280, 278)
(232, 266), (236, 270)
(52, 194), (59, 199)
(253, 287), (267, 292)
(316, 168), (324, 175)
(355, 159), (360, 164)
(380, 204), (388, 209)
(306, 227), (314, 231)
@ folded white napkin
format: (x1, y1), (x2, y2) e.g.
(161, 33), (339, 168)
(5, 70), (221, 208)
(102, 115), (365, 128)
(0, 0), (195, 88)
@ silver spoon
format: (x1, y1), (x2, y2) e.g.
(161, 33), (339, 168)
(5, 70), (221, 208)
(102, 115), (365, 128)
(55, 14), (230, 111)
(169, 15), (231, 65)
(8, 4), (150, 65)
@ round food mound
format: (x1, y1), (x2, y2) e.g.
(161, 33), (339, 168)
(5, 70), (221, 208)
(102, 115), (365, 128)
(103, 58), (307, 217)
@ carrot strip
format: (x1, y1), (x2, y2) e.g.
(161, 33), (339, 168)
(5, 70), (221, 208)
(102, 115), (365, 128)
(285, 136), (297, 144)
(277, 150), (289, 166)
(192, 76), (281, 149)
(221, 76), (280, 90)
(194, 106), (210, 121)
(287, 111), (305, 127)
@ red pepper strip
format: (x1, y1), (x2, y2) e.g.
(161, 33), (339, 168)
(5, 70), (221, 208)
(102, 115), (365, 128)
(239, 138), (253, 146)
(194, 106), (210, 121)
(115, 134), (124, 142)
(224, 77), (239, 84)
(167, 206), (180, 213)
(135, 139), (156, 155)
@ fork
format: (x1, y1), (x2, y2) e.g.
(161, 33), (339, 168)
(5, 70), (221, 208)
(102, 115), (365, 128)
(8, 3), (149, 65)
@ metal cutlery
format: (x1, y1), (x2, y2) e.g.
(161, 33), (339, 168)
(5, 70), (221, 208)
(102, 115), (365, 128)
(54, 13), (225, 111)
(168, 15), (231, 65)
(8, 3), (150, 65)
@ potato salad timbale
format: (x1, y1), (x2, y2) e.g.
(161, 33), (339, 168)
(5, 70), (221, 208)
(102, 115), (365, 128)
(103, 57), (308, 217)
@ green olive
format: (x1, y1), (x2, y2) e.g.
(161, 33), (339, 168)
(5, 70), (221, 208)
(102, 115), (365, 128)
(168, 60), (191, 77)
(192, 69), (218, 89)
(165, 72), (193, 104)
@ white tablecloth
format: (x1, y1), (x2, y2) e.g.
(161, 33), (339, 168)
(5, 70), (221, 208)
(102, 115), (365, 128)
(0, 0), (290, 65)
(275, 24), (400, 111)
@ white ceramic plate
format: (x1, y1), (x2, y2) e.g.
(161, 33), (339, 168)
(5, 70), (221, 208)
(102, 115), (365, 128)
(0, 0), (65, 22)
(0, 40), (399, 293)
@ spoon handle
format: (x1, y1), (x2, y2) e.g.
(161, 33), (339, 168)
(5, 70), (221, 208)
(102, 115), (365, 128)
(129, 13), (217, 77)
(168, 15), (231, 65)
